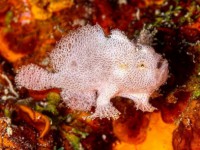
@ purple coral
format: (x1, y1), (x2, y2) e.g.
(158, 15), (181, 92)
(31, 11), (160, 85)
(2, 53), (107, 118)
(15, 24), (168, 120)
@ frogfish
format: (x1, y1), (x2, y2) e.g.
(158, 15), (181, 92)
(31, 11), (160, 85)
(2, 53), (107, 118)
(15, 24), (168, 120)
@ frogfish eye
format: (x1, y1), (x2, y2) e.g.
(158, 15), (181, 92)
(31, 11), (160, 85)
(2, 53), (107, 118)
(138, 63), (145, 68)
(136, 60), (147, 69)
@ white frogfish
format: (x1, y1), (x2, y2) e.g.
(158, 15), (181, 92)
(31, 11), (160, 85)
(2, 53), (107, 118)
(15, 24), (168, 120)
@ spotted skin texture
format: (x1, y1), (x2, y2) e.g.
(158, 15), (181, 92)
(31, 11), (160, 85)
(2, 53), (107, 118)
(15, 24), (168, 120)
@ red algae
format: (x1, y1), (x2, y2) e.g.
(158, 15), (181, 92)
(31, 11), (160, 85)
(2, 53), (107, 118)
(173, 100), (200, 150)
(114, 112), (176, 150)
(160, 90), (191, 123)
(113, 98), (150, 144)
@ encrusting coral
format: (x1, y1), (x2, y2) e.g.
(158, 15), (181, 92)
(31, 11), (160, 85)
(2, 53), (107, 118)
(15, 24), (168, 120)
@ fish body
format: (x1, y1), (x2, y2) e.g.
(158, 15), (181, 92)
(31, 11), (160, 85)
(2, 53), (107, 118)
(15, 24), (168, 119)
